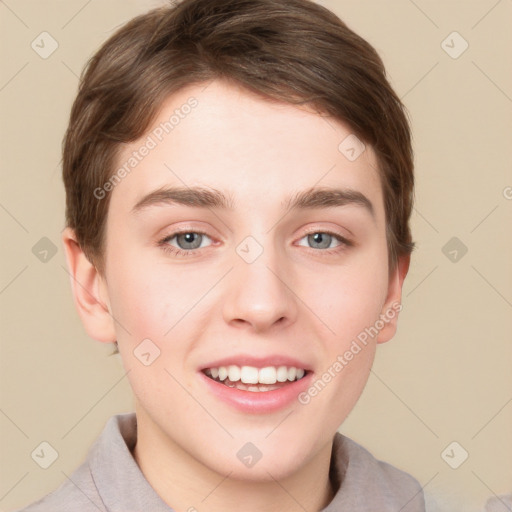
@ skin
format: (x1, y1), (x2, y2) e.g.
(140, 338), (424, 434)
(63, 79), (409, 512)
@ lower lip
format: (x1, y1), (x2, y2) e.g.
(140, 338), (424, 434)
(198, 371), (314, 414)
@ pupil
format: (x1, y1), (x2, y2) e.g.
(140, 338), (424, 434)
(309, 232), (330, 249)
(177, 232), (201, 250)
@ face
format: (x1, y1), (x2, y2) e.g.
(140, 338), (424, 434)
(84, 80), (405, 481)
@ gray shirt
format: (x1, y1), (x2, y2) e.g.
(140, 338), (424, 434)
(16, 413), (425, 511)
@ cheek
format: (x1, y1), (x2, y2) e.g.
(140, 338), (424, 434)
(303, 254), (388, 423)
(106, 254), (207, 344)
(299, 270), (386, 429)
(310, 261), (389, 346)
(106, 263), (199, 409)
(108, 275), (165, 342)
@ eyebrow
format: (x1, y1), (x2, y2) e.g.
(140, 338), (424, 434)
(131, 185), (374, 218)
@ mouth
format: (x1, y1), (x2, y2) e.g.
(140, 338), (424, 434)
(198, 354), (314, 413)
(201, 364), (310, 393)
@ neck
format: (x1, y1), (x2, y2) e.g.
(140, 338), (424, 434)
(132, 408), (336, 512)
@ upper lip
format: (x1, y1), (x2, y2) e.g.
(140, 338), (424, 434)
(200, 354), (312, 372)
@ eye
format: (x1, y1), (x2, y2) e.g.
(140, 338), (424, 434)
(296, 231), (351, 252)
(157, 229), (351, 258)
(159, 231), (213, 256)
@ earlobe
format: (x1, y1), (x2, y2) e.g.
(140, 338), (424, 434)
(62, 227), (116, 343)
(376, 254), (410, 344)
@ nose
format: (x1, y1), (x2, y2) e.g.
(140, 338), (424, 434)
(222, 245), (298, 333)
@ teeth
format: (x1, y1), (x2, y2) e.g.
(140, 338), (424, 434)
(287, 367), (297, 381)
(228, 365), (241, 382)
(276, 366), (288, 382)
(241, 366), (259, 384)
(205, 365), (307, 384)
(259, 367), (276, 384)
(218, 366), (228, 381)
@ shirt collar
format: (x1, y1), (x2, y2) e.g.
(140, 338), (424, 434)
(89, 413), (423, 512)
(89, 413), (173, 511)
(322, 432), (425, 511)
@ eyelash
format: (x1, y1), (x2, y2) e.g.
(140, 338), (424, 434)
(157, 229), (353, 258)
(158, 230), (212, 258)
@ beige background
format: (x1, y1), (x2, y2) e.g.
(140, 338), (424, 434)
(1, 1), (511, 511)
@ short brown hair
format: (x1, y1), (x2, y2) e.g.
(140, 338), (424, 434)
(63, 0), (414, 273)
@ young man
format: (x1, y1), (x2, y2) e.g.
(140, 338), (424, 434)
(18, 0), (424, 510)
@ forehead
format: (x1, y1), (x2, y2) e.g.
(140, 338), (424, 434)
(109, 79), (384, 217)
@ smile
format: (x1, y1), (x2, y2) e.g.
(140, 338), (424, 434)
(199, 363), (313, 413)
(203, 365), (307, 392)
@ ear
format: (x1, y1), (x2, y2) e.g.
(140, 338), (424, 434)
(62, 227), (116, 343)
(376, 254), (410, 344)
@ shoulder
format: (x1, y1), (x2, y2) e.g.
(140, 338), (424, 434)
(13, 413), (136, 512)
(12, 461), (106, 512)
(327, 433), (425, 511)
(341, 434), (424, 493)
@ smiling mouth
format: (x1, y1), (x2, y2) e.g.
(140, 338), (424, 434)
(202, 365), (309, 392)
